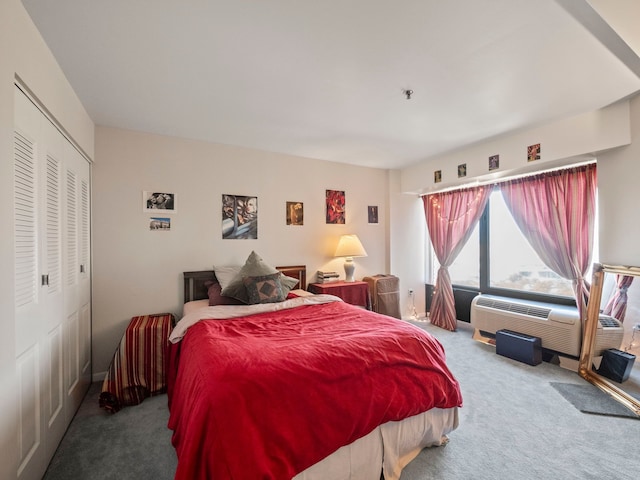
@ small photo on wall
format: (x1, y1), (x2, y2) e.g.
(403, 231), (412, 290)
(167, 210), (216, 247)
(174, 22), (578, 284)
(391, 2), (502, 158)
(143, 191), (176, 212)
(368, 206), (379, 224)
(527, 143), (541, 162)
(458, 164), (467, 178)
(222, 194), (258, 239)
(434, 170), (442, 183)
(326, 189), (345, 224)
(489, 154), (500, 171)
(286, 202), (304, 225)
(149, 217), (171, 230)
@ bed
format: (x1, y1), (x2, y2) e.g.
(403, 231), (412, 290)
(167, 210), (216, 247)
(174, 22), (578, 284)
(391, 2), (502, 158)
(168, 264), (461, 480)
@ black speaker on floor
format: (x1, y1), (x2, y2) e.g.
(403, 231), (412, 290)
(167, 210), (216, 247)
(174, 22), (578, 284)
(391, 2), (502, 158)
(495, 329), (542, 366)
(597, 348), (636, 383)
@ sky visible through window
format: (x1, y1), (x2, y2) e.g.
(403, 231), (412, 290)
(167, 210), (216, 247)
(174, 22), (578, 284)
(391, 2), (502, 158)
(443, 190), (578, 297)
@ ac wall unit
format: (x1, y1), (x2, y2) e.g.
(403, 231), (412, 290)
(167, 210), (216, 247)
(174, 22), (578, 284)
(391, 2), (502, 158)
(470, 295), (623, 358)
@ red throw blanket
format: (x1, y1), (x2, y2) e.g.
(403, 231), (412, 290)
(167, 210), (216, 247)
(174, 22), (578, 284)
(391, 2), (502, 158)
(167, 301), (462, 480)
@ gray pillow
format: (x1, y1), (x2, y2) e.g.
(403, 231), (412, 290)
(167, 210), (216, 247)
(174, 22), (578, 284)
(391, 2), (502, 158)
(221, 251), (301, 303)
(243, 273), (285, 304)
(280, 274), (299, 292)
(221, 251), (279, 302)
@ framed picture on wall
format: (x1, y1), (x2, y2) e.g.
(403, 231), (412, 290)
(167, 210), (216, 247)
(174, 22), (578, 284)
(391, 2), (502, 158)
(488, 155), (500, 171)
(326, 190), (345, 224)
(368, 206), (379, 224)
(286, 202), (304, 225)
(222, 194), (258, 239)
(434, 170), (442, 183)
(458, 163), (467, 178)
(527, 143), (541, 162)
(149, 217), (171, 230)
(143, 191), (176, 213)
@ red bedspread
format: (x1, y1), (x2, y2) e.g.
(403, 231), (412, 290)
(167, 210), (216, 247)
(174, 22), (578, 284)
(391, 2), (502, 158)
(167, 300), (462, 480)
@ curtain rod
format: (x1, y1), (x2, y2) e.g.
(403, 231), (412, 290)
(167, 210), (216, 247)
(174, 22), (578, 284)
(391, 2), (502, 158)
(420, 159), (596, 197)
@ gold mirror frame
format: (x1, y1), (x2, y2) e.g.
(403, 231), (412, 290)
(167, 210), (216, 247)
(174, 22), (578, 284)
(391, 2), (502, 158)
(579, 263), (640, 415)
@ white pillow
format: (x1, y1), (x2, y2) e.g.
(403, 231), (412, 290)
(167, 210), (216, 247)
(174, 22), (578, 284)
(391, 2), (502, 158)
(213, 265), (241, 290)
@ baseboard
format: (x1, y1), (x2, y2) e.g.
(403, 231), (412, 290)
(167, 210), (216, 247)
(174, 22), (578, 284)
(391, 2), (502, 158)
(92, 371), (107, 383)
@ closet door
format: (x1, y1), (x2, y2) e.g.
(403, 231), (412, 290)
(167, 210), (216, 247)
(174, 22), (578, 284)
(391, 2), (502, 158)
(13, 86), (91, 480)
(40, 115), (67, 463)
(13, 91), (48, 480)
(63, 142), (91, 420)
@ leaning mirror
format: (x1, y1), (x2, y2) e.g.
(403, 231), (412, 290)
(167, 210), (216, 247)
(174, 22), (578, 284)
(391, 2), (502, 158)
(579, 263), (640, 415)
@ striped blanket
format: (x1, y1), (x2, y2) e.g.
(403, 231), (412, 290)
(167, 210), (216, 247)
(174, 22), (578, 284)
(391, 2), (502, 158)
(100, 313), (174, 413)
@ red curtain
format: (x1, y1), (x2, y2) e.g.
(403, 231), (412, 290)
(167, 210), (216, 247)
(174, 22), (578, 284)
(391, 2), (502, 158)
(423, 186), (491, 331)
(500, 164), (597, 323)
(603, 275), (634, 323)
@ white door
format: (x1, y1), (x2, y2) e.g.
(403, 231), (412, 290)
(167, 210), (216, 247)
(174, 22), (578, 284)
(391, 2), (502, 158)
(13, 86), (91, 480)
(14, 86), (51, 480)
(62, 142), (91, 421)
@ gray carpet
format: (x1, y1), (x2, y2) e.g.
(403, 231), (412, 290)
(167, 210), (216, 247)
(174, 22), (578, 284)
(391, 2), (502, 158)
(44, 321), (640, 480)
(550, 382), (640, 419)
(42, 383), (176, 480)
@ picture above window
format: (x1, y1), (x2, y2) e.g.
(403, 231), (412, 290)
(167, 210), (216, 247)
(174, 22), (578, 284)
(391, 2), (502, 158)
(488, 155), (499, 171)
(527, 143), (541, 162)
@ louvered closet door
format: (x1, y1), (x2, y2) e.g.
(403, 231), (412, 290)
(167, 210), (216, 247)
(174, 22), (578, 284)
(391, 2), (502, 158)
(40, 118), (67, 462)
(14, 87), (49, 480)
(62, 142), (91, 421)
(13, 86), (91, 480)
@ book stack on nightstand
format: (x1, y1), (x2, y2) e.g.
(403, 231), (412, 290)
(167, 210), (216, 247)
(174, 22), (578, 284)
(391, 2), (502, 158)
(316, 271), (340, 283)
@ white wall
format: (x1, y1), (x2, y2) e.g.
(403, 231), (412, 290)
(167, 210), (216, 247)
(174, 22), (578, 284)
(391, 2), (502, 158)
(400, 100), (631, 195)
(92, 126), (390, 373)
(1, 1), (94, 478)
(388, 170), (428, 318)
(598, 94), (640, 264)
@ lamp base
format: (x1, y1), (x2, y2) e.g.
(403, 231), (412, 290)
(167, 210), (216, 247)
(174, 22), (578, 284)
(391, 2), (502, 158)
(344, 257), (355, 282)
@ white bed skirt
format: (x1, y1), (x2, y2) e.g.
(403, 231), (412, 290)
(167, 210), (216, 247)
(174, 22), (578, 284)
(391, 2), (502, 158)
(294, 407), (459, 480)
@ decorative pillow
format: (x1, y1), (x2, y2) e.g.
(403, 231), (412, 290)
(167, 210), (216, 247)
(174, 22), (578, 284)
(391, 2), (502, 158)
(243, 273), (285, 304)
(221, 251), (280, 302)
(206, 281), (244, 306)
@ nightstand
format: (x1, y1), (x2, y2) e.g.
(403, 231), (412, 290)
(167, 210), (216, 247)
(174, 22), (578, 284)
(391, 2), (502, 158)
(308, 281), (371, 309)
(100, 312), (175, 413)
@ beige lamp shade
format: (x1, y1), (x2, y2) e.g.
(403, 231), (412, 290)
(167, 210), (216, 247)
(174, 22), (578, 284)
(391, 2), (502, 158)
(335, 234), (367, 282)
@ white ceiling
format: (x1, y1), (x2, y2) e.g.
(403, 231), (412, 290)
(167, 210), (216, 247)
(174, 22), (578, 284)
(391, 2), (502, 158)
(21, 0), (640, 169)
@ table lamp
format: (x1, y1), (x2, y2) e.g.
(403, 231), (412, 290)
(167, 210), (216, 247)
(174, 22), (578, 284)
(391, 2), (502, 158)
(334, 234), (368, 282)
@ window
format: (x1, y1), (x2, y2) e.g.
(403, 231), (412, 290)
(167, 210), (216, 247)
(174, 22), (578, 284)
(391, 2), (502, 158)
(488, 189), (574, 297)
(431, 185), (597, 305)
(447, 223), (479, 288)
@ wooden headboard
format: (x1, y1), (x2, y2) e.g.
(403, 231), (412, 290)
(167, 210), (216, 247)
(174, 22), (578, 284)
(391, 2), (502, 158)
(183, 265), (306, 303)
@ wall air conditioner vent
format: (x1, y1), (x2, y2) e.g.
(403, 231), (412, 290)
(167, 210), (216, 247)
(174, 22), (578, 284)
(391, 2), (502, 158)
(471, 294), (624, 358)
(474, 296), (551, 319)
